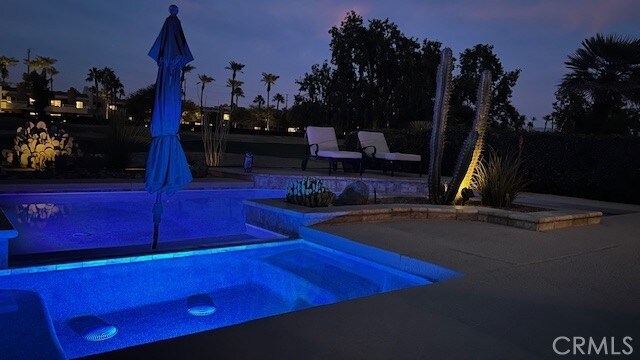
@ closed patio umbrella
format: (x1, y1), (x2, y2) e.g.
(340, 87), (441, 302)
(146, 5), (193, 249)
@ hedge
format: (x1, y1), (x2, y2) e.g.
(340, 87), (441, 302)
(345, 128), (640, 204)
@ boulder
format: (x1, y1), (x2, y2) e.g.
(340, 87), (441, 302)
(335, 181), (369, 205)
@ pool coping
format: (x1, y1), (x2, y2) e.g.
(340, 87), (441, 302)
(0, 239), (293, 276)
(244, 198), (603, 236)
(0, 178), (253, 194)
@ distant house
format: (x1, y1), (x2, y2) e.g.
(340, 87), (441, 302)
(0, 84), (122, 120)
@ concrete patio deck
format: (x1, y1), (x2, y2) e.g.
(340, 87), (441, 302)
(100, 206), (640, 359)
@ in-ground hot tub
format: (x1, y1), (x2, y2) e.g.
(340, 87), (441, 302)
(0, 239), (457, 358)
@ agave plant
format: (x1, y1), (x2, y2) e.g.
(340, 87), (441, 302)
(472, 148), (528, 208)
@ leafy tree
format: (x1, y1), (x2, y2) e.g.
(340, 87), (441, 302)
(231, 106), (254, 128)
(328, 12), (427, 129)
(22, 71), (52, 121)
(261, 73), (279, 130)
(0, 56), (19, 84)
(451, 44), (522, 128)
(292, 62), (333, 126)
(418, 39), (444, 124)
(181, 99), (199, 123)
(559, 33), (640, 134)
(545, 90), (590, 133)
(125, 84), (156, 122)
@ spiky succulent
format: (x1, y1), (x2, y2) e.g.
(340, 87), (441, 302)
(286, 177), (335, 207)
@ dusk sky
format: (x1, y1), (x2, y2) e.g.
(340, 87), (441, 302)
(2, 0), (639, 125)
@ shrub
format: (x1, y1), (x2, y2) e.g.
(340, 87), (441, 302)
(106, 111), (150, 170)
(286, 177), (335, 207)
(2, 121), (80, 170)
(345, 128), (640, 204)
(472, 149), (527, 208)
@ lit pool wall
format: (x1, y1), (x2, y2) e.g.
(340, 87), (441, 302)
(0, 189), (284, 257)
(0, 240), (432, 358)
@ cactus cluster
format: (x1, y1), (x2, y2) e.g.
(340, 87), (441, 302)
(428, 48), (453, 205)
(428, 49), (493, 205)
(444, 70), (492, 204)
(286, 177), (335, 207)
(2, 121), (80, 171)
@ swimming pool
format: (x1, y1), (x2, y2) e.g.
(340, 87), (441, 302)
(0, 240), (434, 358)
(0, 189), (284, 257)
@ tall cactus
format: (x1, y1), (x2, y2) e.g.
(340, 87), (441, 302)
(444, 70), (493, 204)
(428, 48), (453, 204)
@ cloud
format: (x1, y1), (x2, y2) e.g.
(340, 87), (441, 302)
(445, 0), (639, 32)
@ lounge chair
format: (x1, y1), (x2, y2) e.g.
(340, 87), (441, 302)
(302, 126), (362, 175)
(357, 131), (422, 176)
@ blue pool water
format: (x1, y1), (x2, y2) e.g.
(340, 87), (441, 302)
(0, 189), (284, 256)
(0, 240), (431, 358)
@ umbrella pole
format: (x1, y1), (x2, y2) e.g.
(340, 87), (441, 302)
(152, 192), (163, 250)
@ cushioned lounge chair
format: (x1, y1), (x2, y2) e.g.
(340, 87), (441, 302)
(357, 131), (422, 176)
(302, 126), (362, 175)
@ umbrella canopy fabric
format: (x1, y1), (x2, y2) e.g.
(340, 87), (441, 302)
(145, 5), (193, 196)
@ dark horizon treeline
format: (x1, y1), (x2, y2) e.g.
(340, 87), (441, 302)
(288, 12), (640, 135)
(288, 11), (524, 132)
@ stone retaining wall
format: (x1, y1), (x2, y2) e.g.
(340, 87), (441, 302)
(248, 174), (427, 195)
(245, 198), (602, 237)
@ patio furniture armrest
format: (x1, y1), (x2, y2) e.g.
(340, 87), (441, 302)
(361, 145), (377, 157)
(308, 143), (319, 156)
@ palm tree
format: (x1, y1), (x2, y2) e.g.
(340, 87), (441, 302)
(253, 95), (265, 110)
(0, 56), (19, 84)
(47, 67), (59, 91)
(226, 79), (244, 107)
(181, 64), (195, 101)
(233, 87), (245, 107)
(225, 61), (245, 108)
(28, 55), (56, 76)
(261, 72), (279, 130)
(86, 67), (102, 109)
(273, 93), (285, 111)
(197, 74), (215, 114)
(560, 33), (640, 134)
(99, 67), (124, 118)
(543, 115), (550, 132)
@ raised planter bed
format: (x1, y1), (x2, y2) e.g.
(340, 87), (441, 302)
(245, 198), (602, 237)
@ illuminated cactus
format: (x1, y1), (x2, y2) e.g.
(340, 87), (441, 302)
(286, 177), (335, 207)
(444, 70), (493, 204)
(428, 48), (453, 204)
(2, 121), (79, 171)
